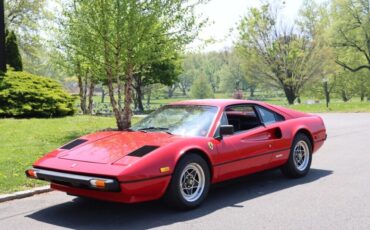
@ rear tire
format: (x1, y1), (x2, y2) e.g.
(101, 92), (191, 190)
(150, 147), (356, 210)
(164, 153), (210, 210)
(281, 133), (312, 178)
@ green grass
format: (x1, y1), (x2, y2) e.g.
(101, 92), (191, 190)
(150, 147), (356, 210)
(0, 115), (140, 194)
(288, 101), (370, 113)
(145, 95), (370, 113)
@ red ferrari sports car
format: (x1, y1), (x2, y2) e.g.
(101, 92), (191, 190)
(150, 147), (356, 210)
(26, 99), (326, 209)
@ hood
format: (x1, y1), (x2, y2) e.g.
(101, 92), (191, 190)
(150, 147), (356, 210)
(58, 131), (179, 164)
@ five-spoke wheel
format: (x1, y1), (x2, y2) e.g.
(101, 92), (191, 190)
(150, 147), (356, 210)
(179, 163), (205, 203)
(281, 133), (312, 178)
(164, 154), (210, 209)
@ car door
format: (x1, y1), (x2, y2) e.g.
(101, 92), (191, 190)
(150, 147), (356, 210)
(214, 104), (284, 181)
(255, 105), (291, 167)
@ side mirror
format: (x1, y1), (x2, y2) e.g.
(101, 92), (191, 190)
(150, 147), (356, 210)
(219, 125), (234, 136)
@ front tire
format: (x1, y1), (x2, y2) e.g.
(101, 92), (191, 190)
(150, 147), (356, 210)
(164, 154), (210, 210)
(281, 133), (312, 178)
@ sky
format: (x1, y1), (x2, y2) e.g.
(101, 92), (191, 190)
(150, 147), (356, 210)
(188, 0), (315, 52)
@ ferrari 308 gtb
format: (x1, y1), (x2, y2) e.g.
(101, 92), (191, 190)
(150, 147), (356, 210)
(26, 99), (326, 209)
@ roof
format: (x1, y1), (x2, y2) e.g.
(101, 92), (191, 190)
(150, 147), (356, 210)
(169, 99), (310, 119)
(170, 99), (264, 108)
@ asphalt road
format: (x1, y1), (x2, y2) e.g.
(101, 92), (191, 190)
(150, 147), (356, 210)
(1, 113), (370, 230)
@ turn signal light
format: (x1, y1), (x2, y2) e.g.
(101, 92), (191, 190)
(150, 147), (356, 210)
(160, 166), (170, 173)
(90, 179), (106, 189)
(26, 169), (37, 178)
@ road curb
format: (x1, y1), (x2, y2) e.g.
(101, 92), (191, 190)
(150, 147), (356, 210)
(0, 186), (52, 203)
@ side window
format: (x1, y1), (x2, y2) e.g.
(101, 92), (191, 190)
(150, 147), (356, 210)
(257, 106), (283, 124)
(220, 112), (229, 126)
(224, 105), (262, 133)
(215, 113), (229, 137)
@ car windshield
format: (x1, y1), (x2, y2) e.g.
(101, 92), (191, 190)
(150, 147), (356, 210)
(131, 105), (218, 137)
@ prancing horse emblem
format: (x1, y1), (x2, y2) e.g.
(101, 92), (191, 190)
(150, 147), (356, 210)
(208, 142), (214, 150)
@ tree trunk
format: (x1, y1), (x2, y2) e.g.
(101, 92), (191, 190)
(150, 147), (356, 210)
(0, 0), (6, 74)
(182, 86), (186, 96)
(323, 81), (330, 108)
(168, 85), (176, 98)
(121, 64), (134, 129)
(211, 84), (217, 93)
(135, 86), (144, 113)
(133, 74), (144, 113)
(87, 80), (95, 114)
(106, 67), (124, 130)
(101, 87), (106, 103)
(360, 91), (365, 102)
(249, 87), (255, 97)
(283, 86), (296, 105)
(147, 87), (151, 106)
(341, 90), (349, 102)
(76, 63), (87, 114)
(133, 90), (138, 110)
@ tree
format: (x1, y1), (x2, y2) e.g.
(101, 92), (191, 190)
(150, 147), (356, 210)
(62, 0), (206, 130)
(203, 52), (223, 93)
(298, 0), (337, 107)
(331, 0), (370, 73)
(0, 0), (5, 74)
(4, 0), (53, 74)
(179, 51), (227, 96)
(355, 71), (370, 101)
(220, 49), (248, 94)
(335, 71), (357, 102)
(237, 3), (326, 104)
(133, 57), (180, 112)
(5, 30), (22, 71)
(191, 75), (214, 99)
(178, 54), (198, 96)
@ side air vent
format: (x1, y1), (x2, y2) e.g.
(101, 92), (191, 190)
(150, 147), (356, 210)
(128, 145), (159, 157)
(60, 139), (88, 150)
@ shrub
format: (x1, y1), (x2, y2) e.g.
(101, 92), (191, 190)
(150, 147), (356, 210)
(191, 75), (214, 99)
(0, 71), (75, 118)
(5, 30), (23, 71)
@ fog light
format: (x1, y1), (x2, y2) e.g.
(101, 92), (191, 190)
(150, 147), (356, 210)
(90, 179), (106, 189)
(26, 169), (37, 178)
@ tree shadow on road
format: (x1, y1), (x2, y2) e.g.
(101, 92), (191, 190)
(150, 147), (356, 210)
(27, 168), (332, 230)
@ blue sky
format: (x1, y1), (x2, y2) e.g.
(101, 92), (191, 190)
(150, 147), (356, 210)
(189, 0), (323, 52)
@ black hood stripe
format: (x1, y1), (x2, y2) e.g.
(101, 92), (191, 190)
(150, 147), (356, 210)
(128, 145), (159, 157)
(60, 139), (88, 150)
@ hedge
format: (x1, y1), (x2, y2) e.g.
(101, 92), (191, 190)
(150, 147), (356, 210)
(0, 71), (75, 118)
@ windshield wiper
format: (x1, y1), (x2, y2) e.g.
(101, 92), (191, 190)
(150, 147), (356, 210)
(138, 127), (173, 135)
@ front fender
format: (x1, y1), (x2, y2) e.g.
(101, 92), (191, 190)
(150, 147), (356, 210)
(116, 137), (215, 182)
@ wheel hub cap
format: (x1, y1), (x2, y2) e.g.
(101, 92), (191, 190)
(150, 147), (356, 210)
(293, 140), (310, 171)
(179, 163), (205, 202)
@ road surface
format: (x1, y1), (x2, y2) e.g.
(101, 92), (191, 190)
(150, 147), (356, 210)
(1, 113), (370, 230)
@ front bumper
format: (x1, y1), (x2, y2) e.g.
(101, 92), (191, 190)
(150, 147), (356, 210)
(25, 168), (120, 192)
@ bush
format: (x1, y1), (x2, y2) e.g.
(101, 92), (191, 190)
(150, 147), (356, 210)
(5, 30), (23, 71)
(191, 75), (214, 99)
(0, 71), (75, 118)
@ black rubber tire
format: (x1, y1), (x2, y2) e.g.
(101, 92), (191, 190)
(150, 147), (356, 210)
(281, 133), (313, 178)
(164, 153), (210, 210)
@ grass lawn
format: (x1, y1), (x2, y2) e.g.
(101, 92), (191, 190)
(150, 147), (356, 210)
(0, 115), (140, 194)
(288, 101), (370, 113)
(149, 96), (370, 113)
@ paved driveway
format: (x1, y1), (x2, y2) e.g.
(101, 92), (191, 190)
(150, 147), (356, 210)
(1, 113), (370, 230)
